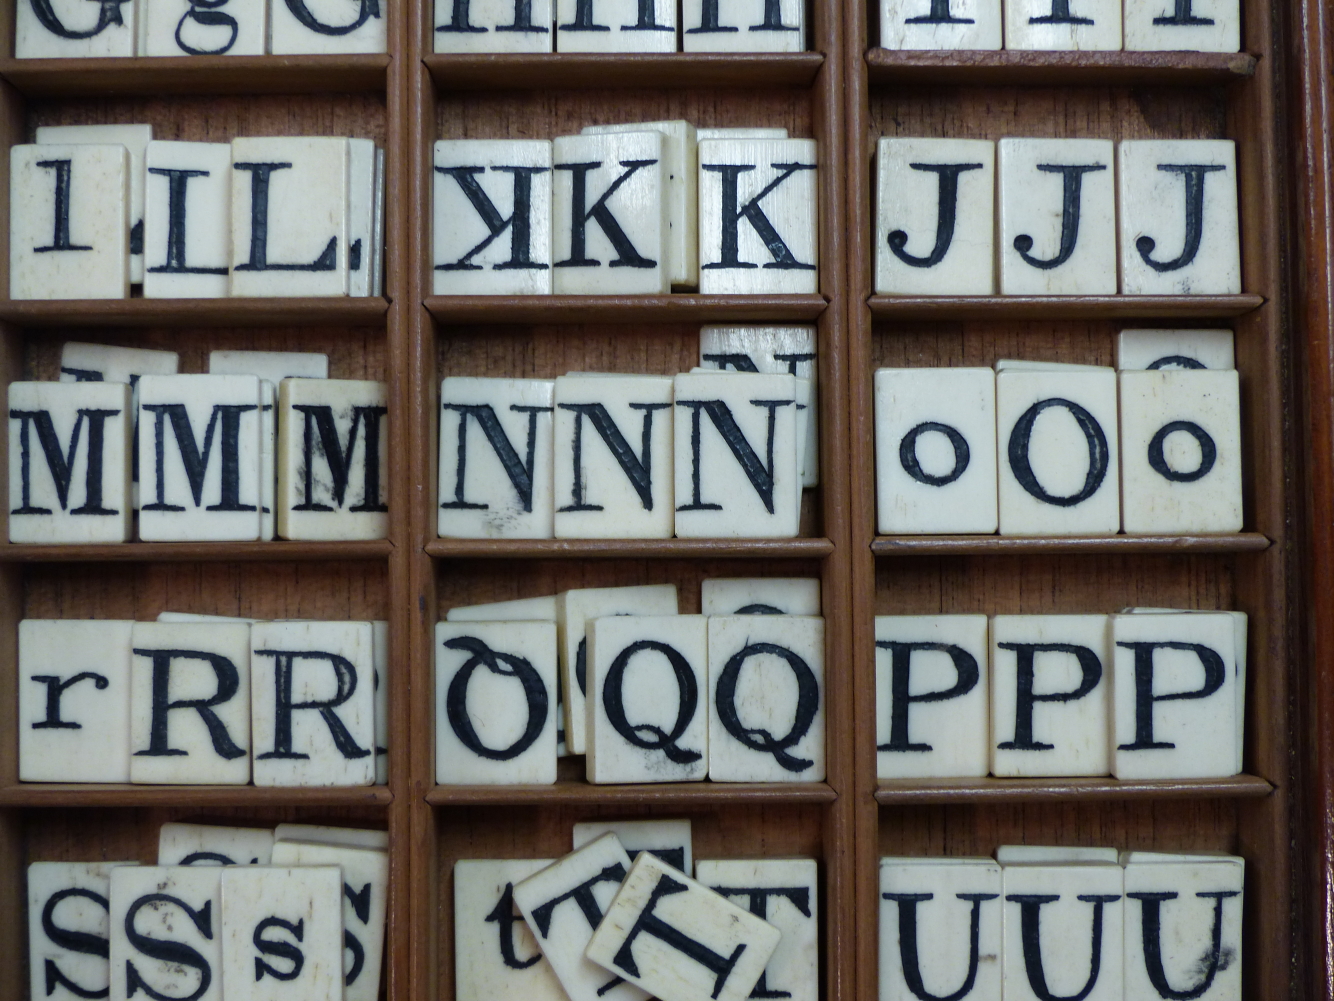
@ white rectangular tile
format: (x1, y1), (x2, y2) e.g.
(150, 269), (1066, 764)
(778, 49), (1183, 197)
(110, 867), (223, 1001)
(29, 861), (139, 1001)
(260, 380), (276, 538)
(129, 620), (252, 784)
(272, 824), (388, 850)
(448, 594), (559, 621)
(157, 611), (259, 622)
(142, 141), (231, 298)
(995, 845), (1119, 863)
(554, 0), (676, 51)
(701, 577), (820, 615)
(454, 860), (567, 1001)
(698, 138), (818, 294)
(880, 0), (1002, 48)
(435, 0), (554, 50)
(573, 819), (692, 872)
(269, 0), (387, 51)
(208, 349), (329, 381)
(372, 146), (386, 296)
(374, 619), (388, 782)
(696, 128), (789, 141)
(1003, 0), (1121, 49)
(142, 0), (266, 54)
(158, 822), (275, 865)
(1123, 0), (1238, 52)
(348, 138), (376, 296)
(439, 377), (556, 538)
(682, 0), (803, 50)
(1116, 329), (1235, 371)
(16, 0), (136, 56)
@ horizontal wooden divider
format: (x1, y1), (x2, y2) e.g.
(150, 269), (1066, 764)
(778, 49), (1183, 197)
(424, 293), (828, 324)
(0, 784), (394, 808)
(0, 296), (390, 327)
(424, 52), (825, 90)
(864, 48), (1258, 86)
(875, 775), (1275, 805)
(0, 540), (395, 563)
(868, 293), (1265, 320)
(425, 538), (835, 559)
(871, 533), (1272, 556)
(426, 782), (839, 807)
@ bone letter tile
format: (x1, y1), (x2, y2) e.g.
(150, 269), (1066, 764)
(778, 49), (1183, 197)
(348, 138), (376, 296)
(141, 141), (231, 298)
(996, 367), (1120, 535)
(880, 0), (1002, 48)
(875, 367), (998, 534)
(559, 584), (679, 754)
(448, 594), (560, 621)
(554, 0), (676, 52)
(230, 136), (349, 297)
(269, 0), (387, 52)
(277, 378), (389, 540)
(19, 619), (134, 782)
(251, 620), (376, 786)
(136, 374), (262, 541)
(435, 0), (554, 51)
(998, 138), (1116, 296)
(435, 619), (558, 784)
(8, 382), (132, 543)
(585, 850), (782, 1001)
(16, 0), (136, 56)
(553, 131), (668, 294)
(158, 823), (275, 865)
(879, 857), (1001, 1001)
(1118, 140), (1240, 296)
(29, 861), (139, 1001)
(1116, 329), (1235, 371)
(586, 614), (708, 784)
(261, 380), (276, 539)
(209, 350), (329, 381)
(573, 819), (692, 872)
(876, 614), (990, 779)
(129, 621), (252, 784)
(433, 140), (554, 295)
(272, 824), (388, 850)
(1123, 0), (1238, 52)
(697, 858), (818, 1001)
(1119, 369), (1242, 534)
(109, 866), (223, 1001)
(512, 833), (651, 1001)
(707, 614), (825, 782)
(553, 374), (674, 538)
(1003, 0), (1121, 49)
(990, 614), (1111, 777)
(698, 138), (818, 294)
(701, 577), (820, 615)
(876, 138), (995, 295)
(374, 619), (388, 782)
(142, 0), (266, 54)
(696, 128), (789, 141)
(996, 845), (1119, 863)
(682, 0), (803, 51)
(454, 860), (566, 1001)
(11, 144), (128, 300)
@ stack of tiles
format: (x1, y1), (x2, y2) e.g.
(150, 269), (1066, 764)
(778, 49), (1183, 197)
(10, 129), (385, 298)
(17, 614), (391, 786)
(9, 345), (388, 543)
(874, 608), (1247, 780)
(457, 820), (818, 1001)
(873, 331), (1243, 536)
(435, 578), (825, 784)
(433, 122), (817, 295)
(880, 847), (1243, 1001)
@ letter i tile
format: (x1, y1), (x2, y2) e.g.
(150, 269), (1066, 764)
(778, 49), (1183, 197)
(1123, 0), (1239, 52)
(29, 861), (140, 1001)
(109, 866), (224, 1001)
(1003, 0), (1121, 50)
(584, 851), (782, 1001)
(879, 0), (1002, 49)
(435, 620), (558, 784)
(453, 860), (566, 1001)
(143, 141), (232, 299)
(682, 0), (804, 52)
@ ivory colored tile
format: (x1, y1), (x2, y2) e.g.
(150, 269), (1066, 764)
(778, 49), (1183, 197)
(374, 619), (388, 782)
(142, 0), (266, 54)
(142, 141), (231, 298)
(1123, 856), (1242, 1001)
(272, 823), (388, 850)
(512, 834), (651, 1001)
(439, 377), (556, 538)
(277, 378), (389, 540)
(997, 138), (1116, 296)
(875, 615), (990, 779)
(19, 619), (134, 782)
(573, 819), (692, 872)
(136, 374), (263, 541)
(1000, 864), (1124, 1001)
(349, 138), (376, 296)
(454, 860), (566, 1001)
(996, 368), (1120, 535)
(16, 0), (136, 56)
(698, 324), (819, 486)
(682, 0), (803, 52)
(996, 845), (1119, 863)
(1123, 0), (1238, 52)
(10, 144), (128, 300)
(435, 620), (558, 784)
(553, 131), (668, 293)
(251, 620), (376, 786)
(269, 0), (387, 52)
(586, 615), (708, 784)
(994, 359), (1106, 372)
(880, 0), (1002, 48)
(229, 136), (350, 297)
(269, 841), (390, 1001)
(1003, 0), (1121, 49)
(158, 611), (258, 622)
(109, 867), (223, 1001)
(158, 823), (275, 865)
(220, 866), (343, 1001)
(554, 0), (675, 51)
(8, 382), (132, 543)
(448, 594), (559, 621)
(435, 0), (553, 50)
(553, 374), (674, 538)
(582, 121), (698, 287)
(875, 367), (998, 535)
(433, 140), (554, 295)
(29, 861), (139, 1001)
(1119, 369), (1242, 534)
(1116, 329), (1235, 371)
(129, 621), (252, 784)
(698, 138), (818, 294)
(696, 858), (817, 1001)
(260, 380), (276, 538)
(672, 371), (801, 538)
(558, 584), (679, 754)
(990, 614), (1111, 777)
(879, 857), (1002, 1001)
(585, 851), (782, 1001)
(209, 349), (329, 381)
(1118, 140), (1240, 295)
(707, 615), (825, 782)
(701, 577), (820, 615)
(696, 128), (789, 140)
(1109, 611), (1239, 779)
(372, 147), (386, 296)
(875, 138), (995, 295)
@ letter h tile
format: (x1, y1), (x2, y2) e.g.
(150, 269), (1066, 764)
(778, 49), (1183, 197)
(435, 0), (554, 51)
